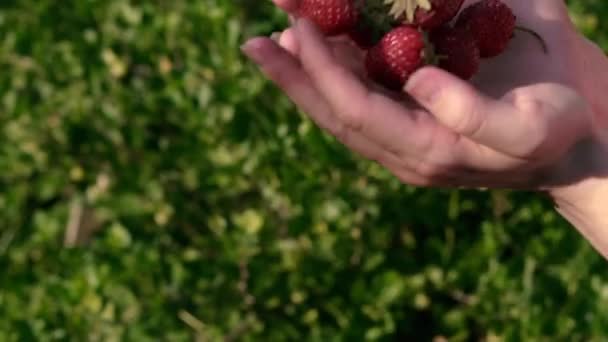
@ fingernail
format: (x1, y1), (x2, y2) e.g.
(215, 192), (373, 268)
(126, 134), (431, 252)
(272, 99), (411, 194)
(240, 38), (265, 61)
(270, 32), (281, 42)
(404, 69), (442, 106)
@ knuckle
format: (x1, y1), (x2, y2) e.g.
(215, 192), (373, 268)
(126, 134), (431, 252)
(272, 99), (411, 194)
(454, 97), (485, 138)
(411, 159), (445, 179)
(411, 178), (434, 187)
(266, 60), (291, 87)
(345, 110), (364, 133)
(517, 97), (546, 116)
(510, 95), (553, 156)
(392, 167), (432, 187)
(342, 93), (370, 132)
(333, 122), (351, 146)
(518, 100), (551, 156)
(416, 121), (440, 156)
(526, 120), (550, 155)
(391, 109), (436, 159)
(371, 149), (389, 165)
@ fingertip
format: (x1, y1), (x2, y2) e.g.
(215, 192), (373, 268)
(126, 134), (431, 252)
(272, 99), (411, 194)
(273, 0), (299, 13)
(293, 18), (332, 65)
(405, 65), (437, 86)
(278, 28), (300, 56)
(241, 37), (277, 62)
(270, 32), (282, 42)
(404, 66), (450, 107)
(405, 66), (453, 91)
(240, 37), (265, 57)
(294, 18), (322, 38)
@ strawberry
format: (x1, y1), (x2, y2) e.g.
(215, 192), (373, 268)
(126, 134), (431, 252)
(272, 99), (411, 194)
(413, 0), (465, 29)
(455, 0), (516, 58)
(430, 26), (480, 80)
(297, 0), (360, 36)
(365, 25), (426, 90)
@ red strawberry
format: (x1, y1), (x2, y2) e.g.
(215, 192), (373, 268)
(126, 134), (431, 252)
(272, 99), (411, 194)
(430, 26), (480, 80)
(365, 25), (426, 90)
(455, 0), (516, 58)
(297, 0), (359, 36)
(414, 0), (465, 30)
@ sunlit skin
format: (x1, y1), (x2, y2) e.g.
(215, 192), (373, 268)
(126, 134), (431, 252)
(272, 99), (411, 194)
(242, 0), (608, 258)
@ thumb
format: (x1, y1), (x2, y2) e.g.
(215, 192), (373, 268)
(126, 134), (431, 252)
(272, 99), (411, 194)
(404, 66), (536, 157)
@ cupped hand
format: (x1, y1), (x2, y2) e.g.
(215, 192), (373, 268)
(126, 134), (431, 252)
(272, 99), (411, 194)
(242, 0), (608, 196)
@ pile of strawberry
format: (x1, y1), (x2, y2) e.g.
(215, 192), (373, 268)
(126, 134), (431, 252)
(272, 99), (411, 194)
(296, 0), (522, 90)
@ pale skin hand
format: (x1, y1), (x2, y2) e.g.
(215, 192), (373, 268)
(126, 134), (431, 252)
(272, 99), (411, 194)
(241, 0), (608, 258)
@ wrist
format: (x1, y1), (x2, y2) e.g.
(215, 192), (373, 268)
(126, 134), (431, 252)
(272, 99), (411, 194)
(550, 140), (608, 259)
(554, 192), (608, 260)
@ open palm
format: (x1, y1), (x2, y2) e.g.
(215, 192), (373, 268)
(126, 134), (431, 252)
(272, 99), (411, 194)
(243, 0), (603, 192)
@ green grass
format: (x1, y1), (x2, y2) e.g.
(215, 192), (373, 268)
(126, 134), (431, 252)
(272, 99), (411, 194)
(1, 0), (608, 340)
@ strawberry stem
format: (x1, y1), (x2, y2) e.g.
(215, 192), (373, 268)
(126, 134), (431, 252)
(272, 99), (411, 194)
(514, 26), (548, 54)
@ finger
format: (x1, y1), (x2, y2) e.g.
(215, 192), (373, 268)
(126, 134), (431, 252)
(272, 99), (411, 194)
(241, 37), (532, 189)
(384, 155), (527, 189)
(386, 163), (455, 188)
(405, 66), (542, 157)
(278, 28), (299, 56)
(272, 0), (299, 13)
(277, 29), (363, 75)
(294, 19), (461, 162)
(385, 155), (464, 188)
(388, 151), (538, 189)
(241, 37), (393, 164)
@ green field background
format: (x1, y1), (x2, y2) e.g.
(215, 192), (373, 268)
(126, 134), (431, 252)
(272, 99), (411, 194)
(1, 1), (608, 340)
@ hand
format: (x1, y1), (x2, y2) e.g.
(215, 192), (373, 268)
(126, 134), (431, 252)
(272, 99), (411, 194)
(242, 0), (608, 254)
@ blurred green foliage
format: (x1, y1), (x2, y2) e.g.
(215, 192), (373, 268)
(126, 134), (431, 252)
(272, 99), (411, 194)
(1, 0), (607, 340)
